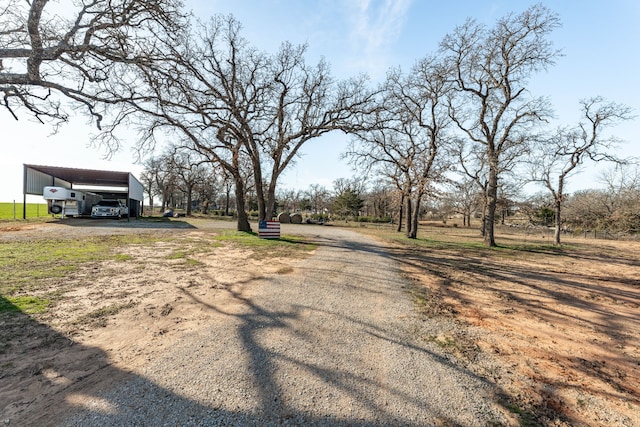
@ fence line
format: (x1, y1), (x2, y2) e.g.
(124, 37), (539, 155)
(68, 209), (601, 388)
(0, 201), (48, 220)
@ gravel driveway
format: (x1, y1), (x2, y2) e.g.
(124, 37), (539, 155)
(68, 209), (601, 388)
(61, 224), (507, 426)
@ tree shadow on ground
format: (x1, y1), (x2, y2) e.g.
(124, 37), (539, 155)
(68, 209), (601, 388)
(2, 295), (447, 426)
(2, 248), (506, 427)
(379, 234), (640, 426)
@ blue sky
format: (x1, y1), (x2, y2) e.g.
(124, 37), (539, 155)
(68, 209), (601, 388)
(2, 0), (639, 202)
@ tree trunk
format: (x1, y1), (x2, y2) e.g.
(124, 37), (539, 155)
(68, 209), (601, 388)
(408, 194), (423, 239)
(233, 175), (252, 232)
(186, 186), (193, 216)
(480, 201), (487, 237)
(397, 193), (404, 233)
(161, 192), (167, 212)
(485, 167), (498, 247)
(252, 158), (267, 221)
(553, 177), (566, 245)
(265, 183), (277, 221)
(225, 185), (230, 216)
(553, 199), (562, 245)
(405, 197), (413, 238)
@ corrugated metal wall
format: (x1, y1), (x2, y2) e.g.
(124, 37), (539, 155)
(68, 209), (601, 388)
(128, 174), (144, 202)
(24, 166), (71, 195)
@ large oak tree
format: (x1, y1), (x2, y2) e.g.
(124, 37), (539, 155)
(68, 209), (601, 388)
(346, 56), (451, 238)
(105, 15), (374, 231)
(441, 4), (561, 246)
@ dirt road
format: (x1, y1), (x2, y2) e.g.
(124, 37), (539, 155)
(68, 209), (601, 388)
(22, 223), (507, 426)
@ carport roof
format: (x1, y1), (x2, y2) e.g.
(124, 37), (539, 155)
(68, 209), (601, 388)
(25, 164), (130, 187)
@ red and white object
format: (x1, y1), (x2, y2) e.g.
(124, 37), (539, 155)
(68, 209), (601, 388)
(258, 220), (281, 239)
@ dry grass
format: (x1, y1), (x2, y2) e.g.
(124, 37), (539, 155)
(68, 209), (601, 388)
(361, 223), (640, 426)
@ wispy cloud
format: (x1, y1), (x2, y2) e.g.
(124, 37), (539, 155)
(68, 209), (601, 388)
(351, 0), (412, 51)
(345, 0), (414, 77)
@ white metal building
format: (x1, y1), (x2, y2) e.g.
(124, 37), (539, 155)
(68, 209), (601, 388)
(22, 164), (144, 219)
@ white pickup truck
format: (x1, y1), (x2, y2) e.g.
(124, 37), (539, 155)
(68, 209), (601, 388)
(91, 200), (128, 219)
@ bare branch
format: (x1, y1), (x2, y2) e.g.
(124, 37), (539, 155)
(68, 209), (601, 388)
(0, 0), (186, 128)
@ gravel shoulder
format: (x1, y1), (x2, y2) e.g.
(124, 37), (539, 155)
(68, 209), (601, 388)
(41, 224), (508, 426)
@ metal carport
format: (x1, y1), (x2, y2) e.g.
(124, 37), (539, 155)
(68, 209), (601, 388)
(22, 164), (144, 219)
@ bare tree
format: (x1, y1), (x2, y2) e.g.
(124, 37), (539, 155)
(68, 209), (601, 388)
(140, 156), (164, 214)
(364, 182), (395, 220)
(195, 168), (222, 215)
(519, 192), (555, 226)
(246, 41), (376, 222)
(452, 137), (488, 231)
(564, 189), (611, 231)
(98, 15), (265, 231)
(443, 177), (483, 227)
(98, 15), (374, 231)
(441, 4), (561, 246)
(304, 183), (330, 215)
(156, 154), (179, 212)
(332, 177), (367, 197)
(346, 56), (451, 238)
(218, 169), (235, 216)
(0, 0), (184, 128)
(168, 147), (210, 216)
(530, 97), (633, 244)
(276, 188), (306, 213)
(542, 168), (640, 234)
(598, 165), (640, 233)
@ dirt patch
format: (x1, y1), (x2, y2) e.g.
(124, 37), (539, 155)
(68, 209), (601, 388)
(2, 220), (639, 426)
(388, 228), (640, 426)
(0, 222), (303, 423)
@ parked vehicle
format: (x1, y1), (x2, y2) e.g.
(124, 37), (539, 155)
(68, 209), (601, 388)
(91, 200), (128, 219)
(43, 186), (102, 217)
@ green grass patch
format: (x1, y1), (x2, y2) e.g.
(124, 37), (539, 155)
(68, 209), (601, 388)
(211, 230), (271, 244)
(503, 402), (537, 426)
(211, 230), (316, 258)
(166, 250), (189, 260)
(113, 253), (133, 262)
(0, 203), (49, 219)
(0, 227), (314, 319)
(0, 295), (49, 314)
(358, 226), (575, 258)
(212, 230), (314, 247)
(0, 235), (162, 295)
(165, 250), (205, 267)
(166, 237), (222, 261)
(184, 258), (205, 267)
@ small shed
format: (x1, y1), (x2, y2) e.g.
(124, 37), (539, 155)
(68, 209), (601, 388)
(22, 164), (144, 219)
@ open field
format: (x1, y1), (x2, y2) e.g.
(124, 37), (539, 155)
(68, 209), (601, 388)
(362, 223), (640, 426)
(0, 203), (49, 220)
(0, 218), (638, 425)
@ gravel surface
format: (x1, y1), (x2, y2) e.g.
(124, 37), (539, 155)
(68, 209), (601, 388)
(61, 225), (507, 426)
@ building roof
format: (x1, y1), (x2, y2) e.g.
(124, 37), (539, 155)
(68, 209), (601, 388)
(25, 164), (131, 187)
(23, 164), (144, 203)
